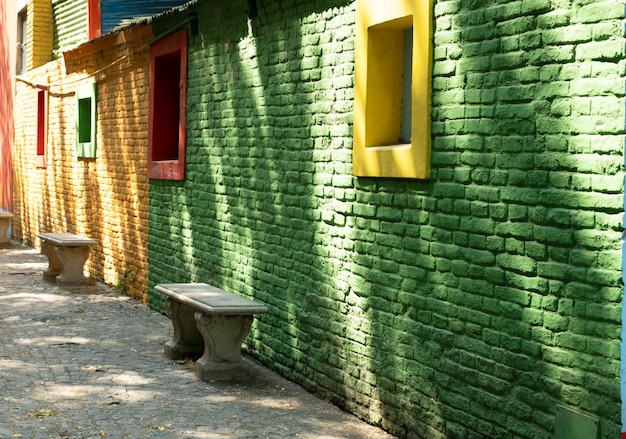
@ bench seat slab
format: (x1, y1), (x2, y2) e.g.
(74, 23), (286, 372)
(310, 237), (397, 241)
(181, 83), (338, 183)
(38, 232), (97, 247)
(156, 283), (268, 315)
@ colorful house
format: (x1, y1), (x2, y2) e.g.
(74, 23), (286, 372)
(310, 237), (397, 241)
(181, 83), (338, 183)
(11, 0), (189, 299)
(11, 0), (626, 437)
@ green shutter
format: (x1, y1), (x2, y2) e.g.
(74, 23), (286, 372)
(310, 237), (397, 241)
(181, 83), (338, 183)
(52, 0), (88, 54)
(75, 82), (97, 158)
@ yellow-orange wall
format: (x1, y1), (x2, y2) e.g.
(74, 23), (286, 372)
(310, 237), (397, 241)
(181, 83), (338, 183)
(28, 0), (53, 70)
(13, 24), (151, 300)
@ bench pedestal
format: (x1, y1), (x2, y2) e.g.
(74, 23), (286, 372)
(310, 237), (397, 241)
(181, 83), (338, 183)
(164, 299), (204, 359)
(194, 312), (254, 381)
(164, 299), (255, 381)
(55, 245), (92, 286)
(41, 240), (63, 281)
(0, 213), (13, 248)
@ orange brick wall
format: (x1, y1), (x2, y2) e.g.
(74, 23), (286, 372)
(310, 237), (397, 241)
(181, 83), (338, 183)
(13, 24), (152, 301)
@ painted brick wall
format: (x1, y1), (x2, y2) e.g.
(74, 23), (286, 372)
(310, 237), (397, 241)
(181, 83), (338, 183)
(148, 0), (624, 437)
(0, 0), (15, 211)
(28, 0), (53, 69)
(13, 25), (152, 300)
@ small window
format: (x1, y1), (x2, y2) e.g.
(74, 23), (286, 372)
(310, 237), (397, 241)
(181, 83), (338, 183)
(353, 0), (433, 179)
(36, 88), (47, 168)
(75, 82), (97, 158)
(148, 29), (187, 180)
(16, 8), (28, 74)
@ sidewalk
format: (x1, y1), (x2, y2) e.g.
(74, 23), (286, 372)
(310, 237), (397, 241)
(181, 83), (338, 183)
(0, 244), (394, 439)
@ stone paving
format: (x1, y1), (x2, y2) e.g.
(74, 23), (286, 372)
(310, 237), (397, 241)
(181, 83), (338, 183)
(0, 244), (395, 439)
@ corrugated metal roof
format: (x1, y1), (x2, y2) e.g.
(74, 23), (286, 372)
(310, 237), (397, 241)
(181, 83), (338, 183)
(101, 0), (196, 34)
(60, 0), (198, 54)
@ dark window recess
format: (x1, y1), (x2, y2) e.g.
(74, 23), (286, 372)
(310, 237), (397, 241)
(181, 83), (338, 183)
(148, 29), (187, 180)
(152, 53), (181, 161)
(77, 98), (92, 143)
(36, 89), (47, 168)
(400, 27), (413, 143)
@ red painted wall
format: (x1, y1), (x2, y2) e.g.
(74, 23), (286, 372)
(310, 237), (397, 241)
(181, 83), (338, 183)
(0, 0), (15, 211)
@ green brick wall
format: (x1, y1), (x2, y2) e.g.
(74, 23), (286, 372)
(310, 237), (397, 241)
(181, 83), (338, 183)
(149, 0), (624, 437)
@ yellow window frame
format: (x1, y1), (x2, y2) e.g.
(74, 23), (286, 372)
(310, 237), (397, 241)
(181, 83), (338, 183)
(353, 0), (433, 179)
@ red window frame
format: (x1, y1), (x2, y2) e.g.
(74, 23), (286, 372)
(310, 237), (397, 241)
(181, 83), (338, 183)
(36, 88), (47, 168)
(87, 0), (101, 40)
(148, 29), (187, 180)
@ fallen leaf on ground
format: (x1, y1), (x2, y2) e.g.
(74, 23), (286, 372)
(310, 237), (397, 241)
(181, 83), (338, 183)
(28, 408), (56, 418)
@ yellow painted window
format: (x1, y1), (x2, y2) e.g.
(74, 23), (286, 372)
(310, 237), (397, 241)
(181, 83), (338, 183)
(16, 7), (27, 74)
(353, 0), (433, 179)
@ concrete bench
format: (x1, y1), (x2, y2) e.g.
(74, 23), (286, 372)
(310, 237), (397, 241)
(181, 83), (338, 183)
(0, 212), (13, 248)
(155, 283), (268, 381)
(38, 233), (97, 286)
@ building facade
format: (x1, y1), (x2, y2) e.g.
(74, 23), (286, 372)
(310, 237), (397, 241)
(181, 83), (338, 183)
(147, 1), (625, 438)
(10, 0), (168, 299)
(10, 0), (626, 437)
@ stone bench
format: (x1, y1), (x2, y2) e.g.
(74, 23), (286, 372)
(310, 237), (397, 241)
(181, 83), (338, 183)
(0, 212), (13, 248)
(38, 233), (97, 286)
(155, 283), (268, 381)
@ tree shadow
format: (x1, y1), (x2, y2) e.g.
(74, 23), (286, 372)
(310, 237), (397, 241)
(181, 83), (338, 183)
(148, 0), (363, 416)
(147, 1), (624, 438)
(351, 1), (623, 437)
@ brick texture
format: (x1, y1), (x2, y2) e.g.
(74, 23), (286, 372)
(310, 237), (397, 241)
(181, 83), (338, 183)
(9, 0), (619, 436)
(28, 0), (53, 69)
(13, 24), (152, 301)
(148, 0), (624, 437)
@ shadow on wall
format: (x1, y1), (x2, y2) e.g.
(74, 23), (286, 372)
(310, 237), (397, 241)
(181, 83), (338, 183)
(149, 0), (363, 400)
(148, 0), (623, 438)
(355, 1), (623, 438)
(12, 26), (152, 301)
(62, 29), (152, 300)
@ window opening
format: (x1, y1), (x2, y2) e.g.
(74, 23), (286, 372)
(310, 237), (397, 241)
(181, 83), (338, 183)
(353, 0), (433, 179)
(400, 27), (413, 143)
(16, 8), (28, 74)
(36, 88), (47, 168)
(75, 82), (97, 158)
(152, 53), (181, 161)
(77, 98), (92, 143)
(148, 29), (187, 180)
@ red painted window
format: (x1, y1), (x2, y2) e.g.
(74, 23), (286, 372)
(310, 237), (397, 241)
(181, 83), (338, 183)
(148, 30), (187, 180)
(36, 89), (47, 168)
